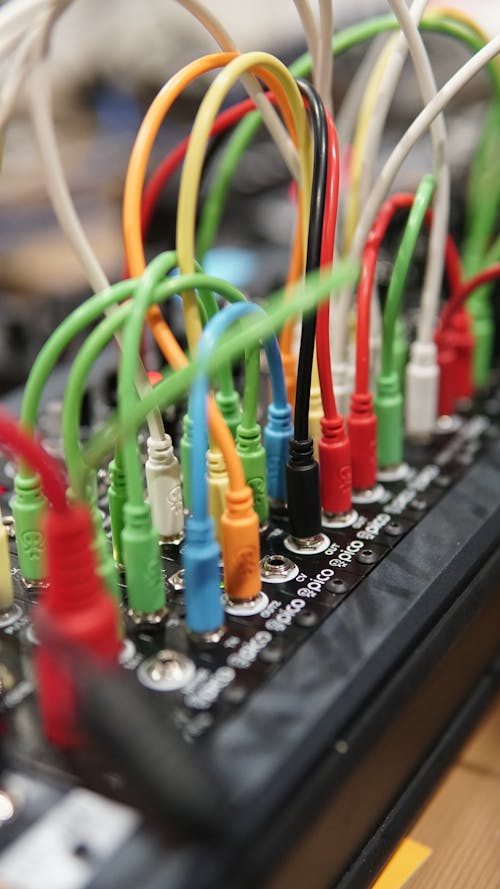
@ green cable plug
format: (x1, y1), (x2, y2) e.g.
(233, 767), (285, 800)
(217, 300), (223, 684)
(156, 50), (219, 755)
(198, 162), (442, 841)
(374, 371), (403, 469)
(393, 318), (408, 392)
(180, 413), (193, 512)
(12, 473), (47, 581)
(108, 451), (127, 565)
(89, 499), (120, 602)
(215, 389), (241, 439)
(68, 485), (119, 602)
(468, 292), (494, 388)
(236, 423), (268, 524)
(121, 502), (166, 615)
(66, 479), (120, 600)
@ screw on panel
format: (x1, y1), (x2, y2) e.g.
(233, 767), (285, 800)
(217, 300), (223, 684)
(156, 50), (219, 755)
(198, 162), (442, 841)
(137, 649), (195, 691)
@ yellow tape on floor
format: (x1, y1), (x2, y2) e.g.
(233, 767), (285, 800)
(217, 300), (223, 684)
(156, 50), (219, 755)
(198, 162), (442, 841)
(371, 838), (432, 889)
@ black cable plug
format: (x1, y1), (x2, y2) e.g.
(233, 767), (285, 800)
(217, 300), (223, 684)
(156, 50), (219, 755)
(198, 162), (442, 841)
(286, 437), (322, 539)
(285, 79), (328, 542)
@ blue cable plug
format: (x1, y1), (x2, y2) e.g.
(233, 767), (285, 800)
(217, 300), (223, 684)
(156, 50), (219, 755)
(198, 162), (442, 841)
(264, 403), (293, 503)
(180, 412), (194, 512)
(183, 515), (223, 635)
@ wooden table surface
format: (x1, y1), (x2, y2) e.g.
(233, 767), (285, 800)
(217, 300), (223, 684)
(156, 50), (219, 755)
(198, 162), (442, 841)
(373, 694), (500, 889)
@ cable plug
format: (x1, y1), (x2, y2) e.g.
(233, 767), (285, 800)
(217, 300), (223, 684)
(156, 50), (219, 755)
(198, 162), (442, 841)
(332, 362), (351, 420)
(308, 379), (323, 461)
(347, 393), (377, 492)
(183, 515), (224, 637)
(35, 504), (121, 748)
(236, 424), (268, 524)
(215, 390), (241, 440)
(0, 505), (13, 612)
(318, 416), (352, 516)
(207, 448), (228, 543)
(405, 340), (439, 440)
(12, 472), (47, 581)
(286, 438), (321, 540)
(393, 318), (408, 391)
(108, 453), (127, 565)
(467, 292), (494, 387)
(68, 477), (119, 602)
(180, 413), (193, 512)
(449, 309), (474, 403)
(436, 327), (456, 416)
(374, 371), (403, 470)
(145, 435), (183, 541)
(221, 487), (261, 604)
(264, 402), (293, 504)
(121, 503), (166, 618)
(81, 487), (120, 602)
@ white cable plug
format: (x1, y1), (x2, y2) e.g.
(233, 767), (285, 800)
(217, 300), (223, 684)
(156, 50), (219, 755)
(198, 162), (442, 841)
(332, 361), (352, 420)
(145, 436), (184, 541)
(405, 341), (439, 440)
(0, 506), (14, 612)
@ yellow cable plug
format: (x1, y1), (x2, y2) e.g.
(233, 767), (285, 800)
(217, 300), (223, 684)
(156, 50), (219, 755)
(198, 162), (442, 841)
(221, 486), (261, 604)
(207, 448), (229, 543)
(308, 353), (324, 460)
(0, 507), (14, 612)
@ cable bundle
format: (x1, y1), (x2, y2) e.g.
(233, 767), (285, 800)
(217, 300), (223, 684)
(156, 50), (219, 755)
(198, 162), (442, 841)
(0, 0), (498, 745)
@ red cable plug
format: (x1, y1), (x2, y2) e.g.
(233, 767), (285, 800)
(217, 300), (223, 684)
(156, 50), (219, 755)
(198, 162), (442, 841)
(35, 505), (120, 749)
(449, 309), (474, 403)
(347, 392), (377, 491)
(319, 416), (352, 514)
(435, 327), (457, 416)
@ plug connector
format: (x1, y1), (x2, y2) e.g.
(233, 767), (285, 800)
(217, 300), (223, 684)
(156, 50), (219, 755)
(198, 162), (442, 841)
(221, 487), (260, 603)
(35, 504), (120, 748)
(332, 362), (351, 420)
(236, 424), (268, 524)
(180, 413), (193, 512)
(286, 438), (321, 540)
(69, 476), (119, 601)
(145, 435), (183, 541)
(207, 449), (228, 543)
(468, 292), (494, 387)
(12, 473), (47, 581)
(85, 492), (120, 601)
(121, 503), (166, 617)
(264, 402), (293, 504)
(215, 390), (240, 440)
(450, 309), (474, 402)
(347, 393), (377, 491)
(405, 341), (439, 439)
(183, 515), (223, 635)
(0, 506), (13, 612)
(308, 380), (323, 461)
(108, 453), (127, 565)
(374, 371), (403, 469)
(436, 327), (457, 416)
(318, 416), (352, 515)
